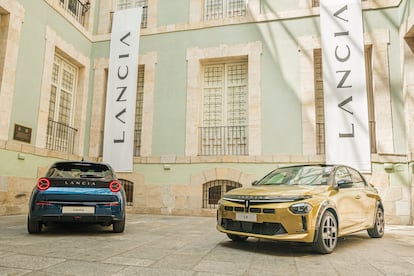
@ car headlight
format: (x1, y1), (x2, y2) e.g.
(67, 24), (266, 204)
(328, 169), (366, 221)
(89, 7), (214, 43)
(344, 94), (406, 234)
(289, 202), (313, 214)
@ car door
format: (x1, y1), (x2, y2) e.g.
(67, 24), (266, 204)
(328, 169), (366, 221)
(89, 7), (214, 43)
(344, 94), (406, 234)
(333, 167), (365, 235)
(348, 167), (377, 228)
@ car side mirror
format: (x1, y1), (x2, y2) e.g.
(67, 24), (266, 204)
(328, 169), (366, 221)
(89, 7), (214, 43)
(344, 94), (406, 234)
(337, 179), (353, 189)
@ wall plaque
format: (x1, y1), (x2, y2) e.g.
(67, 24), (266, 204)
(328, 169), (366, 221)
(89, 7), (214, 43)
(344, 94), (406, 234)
(13, 124), (32, 143)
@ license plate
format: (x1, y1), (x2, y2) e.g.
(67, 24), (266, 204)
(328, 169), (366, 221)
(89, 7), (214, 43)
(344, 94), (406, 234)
(62, 206), (95, 214)
(236, 212), (257, 222)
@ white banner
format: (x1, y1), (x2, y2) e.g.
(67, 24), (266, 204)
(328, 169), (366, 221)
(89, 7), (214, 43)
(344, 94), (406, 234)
(320, 0), (371, 172)
(103, 7), (142, 172)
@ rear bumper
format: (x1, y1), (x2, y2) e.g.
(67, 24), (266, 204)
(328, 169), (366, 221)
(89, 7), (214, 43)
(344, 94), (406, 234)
(30, 214), (123, 223)
(28, 202), (124, 223)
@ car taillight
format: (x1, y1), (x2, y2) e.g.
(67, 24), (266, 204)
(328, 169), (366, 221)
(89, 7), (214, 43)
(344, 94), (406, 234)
(36, 201), (51, 206)
(37, 178), (50, 191)
(109, 180), (121, 192)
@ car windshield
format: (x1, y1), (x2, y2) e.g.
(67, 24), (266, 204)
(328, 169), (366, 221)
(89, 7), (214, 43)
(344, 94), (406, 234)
(46, 162), (114, 180)
(255, 165), (334, 186)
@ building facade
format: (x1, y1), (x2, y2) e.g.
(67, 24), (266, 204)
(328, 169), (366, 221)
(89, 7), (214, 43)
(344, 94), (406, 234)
(1, 0), (414, 224)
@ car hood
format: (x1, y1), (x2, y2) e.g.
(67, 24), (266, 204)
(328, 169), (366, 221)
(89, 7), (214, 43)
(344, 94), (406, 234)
(223, 185), (329, 203)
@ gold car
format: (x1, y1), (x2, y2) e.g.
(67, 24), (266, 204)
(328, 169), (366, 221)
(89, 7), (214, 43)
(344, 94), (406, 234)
(216, 164), (384, 254)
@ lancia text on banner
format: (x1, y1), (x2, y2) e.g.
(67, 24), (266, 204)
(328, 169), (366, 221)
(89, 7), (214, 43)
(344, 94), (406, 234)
(103, 7), (142, 172)
(320, 0), (371, 172)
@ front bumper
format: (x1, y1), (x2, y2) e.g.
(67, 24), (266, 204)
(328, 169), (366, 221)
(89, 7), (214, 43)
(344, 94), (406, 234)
(217, 202), (317, 243)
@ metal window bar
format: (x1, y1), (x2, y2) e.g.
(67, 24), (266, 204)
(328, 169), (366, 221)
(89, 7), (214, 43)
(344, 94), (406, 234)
(119, 179), (134, 206)
(113, 0), (148, 29)
(59, 0), (90, 26)
(227, 0), (246, 17)
(204, 0), (246, 20)
(200, 126), (248, 156)
(203, 180), (241, 209)
(204, 0), (223, 20)
(316, 123), (325, 155)
(46, 119), (78, 154)
(369, 121), (377, 153)
(134, 65), (145, 156)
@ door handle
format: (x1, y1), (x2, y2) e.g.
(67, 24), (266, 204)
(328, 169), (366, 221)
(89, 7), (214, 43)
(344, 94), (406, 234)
(355, 195), (361, 199)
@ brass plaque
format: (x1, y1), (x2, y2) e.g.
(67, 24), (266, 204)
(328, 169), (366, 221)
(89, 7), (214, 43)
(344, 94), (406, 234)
(13, 124), (32, 143)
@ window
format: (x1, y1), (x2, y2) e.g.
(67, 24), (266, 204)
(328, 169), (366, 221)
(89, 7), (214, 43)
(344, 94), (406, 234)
(313, 47), (376, 154)
(0, 4), (23, 142)
(46, 55), (78, 153)
(203, 180), (241, 208)
(348, 168), (366, 188)
(204, 0), (247, 20)
(116, 0), (148, 28)
(119, 179), (134, 206)
(200, 61), (248, 155)
(59, 0), (90, 26)
(334, 167), (352, 184)
(0, 12), (9, 93)
(313, 49), (325, 154)
(134, 65), (145, 156)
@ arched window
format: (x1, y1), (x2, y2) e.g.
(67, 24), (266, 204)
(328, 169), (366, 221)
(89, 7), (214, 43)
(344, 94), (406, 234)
(203, 180), (241, 209)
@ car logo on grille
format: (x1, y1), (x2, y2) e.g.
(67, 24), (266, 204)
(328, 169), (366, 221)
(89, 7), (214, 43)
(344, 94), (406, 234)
(245, 200), (250, 211)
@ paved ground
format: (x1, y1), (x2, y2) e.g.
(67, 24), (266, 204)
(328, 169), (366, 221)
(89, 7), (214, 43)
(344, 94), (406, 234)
(0, 214), (413, 276)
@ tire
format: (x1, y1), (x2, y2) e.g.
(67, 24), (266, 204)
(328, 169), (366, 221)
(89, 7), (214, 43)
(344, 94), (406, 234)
(227, 233), (248, 242)
(27, 217), (42, 234)
(113, 217), (125, 233)
(367, 207), (385, 238)
(312, 210), (338, 254)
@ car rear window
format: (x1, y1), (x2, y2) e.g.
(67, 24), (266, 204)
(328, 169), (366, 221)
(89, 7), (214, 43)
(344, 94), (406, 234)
(46, 162), (113, 180)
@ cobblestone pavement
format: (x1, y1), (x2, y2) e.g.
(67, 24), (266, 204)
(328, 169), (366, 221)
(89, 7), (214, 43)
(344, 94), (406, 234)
(0, 214), (413, 275)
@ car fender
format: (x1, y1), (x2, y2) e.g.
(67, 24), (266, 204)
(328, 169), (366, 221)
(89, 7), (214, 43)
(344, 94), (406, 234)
(312, 200), (338, 242)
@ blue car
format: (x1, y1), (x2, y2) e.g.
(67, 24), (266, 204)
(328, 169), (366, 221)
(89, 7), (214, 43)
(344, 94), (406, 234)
(27, 161), (126, 233)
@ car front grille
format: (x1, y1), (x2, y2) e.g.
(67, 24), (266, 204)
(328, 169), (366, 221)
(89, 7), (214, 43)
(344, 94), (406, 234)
(221, 218), (287, 236)
(224, 206), (276, 214)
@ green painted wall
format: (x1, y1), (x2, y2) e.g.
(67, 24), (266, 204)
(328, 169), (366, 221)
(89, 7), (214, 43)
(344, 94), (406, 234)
(11, 0), (93, 145)
(0, 149), (59, 178)
(7, 0), (410, 158)
(158, 0), (189, 26)
(261, 0), (301, 13)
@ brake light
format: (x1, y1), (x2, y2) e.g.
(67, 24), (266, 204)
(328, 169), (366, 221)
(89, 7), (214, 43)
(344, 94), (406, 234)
(37, 178), (50, 191)
(109, 180), (121, 192)
(104, 202), (120, 206)
(36, 201), (51, 206)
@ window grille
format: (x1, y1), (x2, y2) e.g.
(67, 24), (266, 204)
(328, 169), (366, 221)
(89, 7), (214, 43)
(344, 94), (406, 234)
(200, 62), (248, 155)
(59, 0), (90, 26)
(134, 65), (145, 156)
(204, 0), (247, 20)
(116, 0), (148, 28)
(203, 180), (241, 209)
(313, 49), (325, 154)
(313, 47), (376, 154)
(46, 55), (78, 153)
(119, 179), (134, 206)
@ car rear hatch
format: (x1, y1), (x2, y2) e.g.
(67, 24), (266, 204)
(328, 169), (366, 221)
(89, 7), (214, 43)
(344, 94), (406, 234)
(35, 178), (119, 203)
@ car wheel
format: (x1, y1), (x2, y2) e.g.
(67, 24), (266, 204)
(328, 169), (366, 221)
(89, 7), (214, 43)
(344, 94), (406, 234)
(312, 210), (338, 254)
(227, 233), (248, 242)
(367, 207), (384, 238)
(113, 217), (125, 233)
(27, 217), (42, 234)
